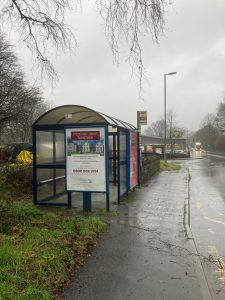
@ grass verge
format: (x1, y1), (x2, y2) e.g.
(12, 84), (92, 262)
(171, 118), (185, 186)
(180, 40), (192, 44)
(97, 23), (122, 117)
(160, 161), (181, 171)
(0, 200), (107, 299)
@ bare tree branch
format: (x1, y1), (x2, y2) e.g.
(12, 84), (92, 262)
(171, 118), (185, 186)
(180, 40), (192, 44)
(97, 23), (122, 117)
(0, 0), (76, 81)
(0, 0), (168, 90)
(96, 0), (168, 93)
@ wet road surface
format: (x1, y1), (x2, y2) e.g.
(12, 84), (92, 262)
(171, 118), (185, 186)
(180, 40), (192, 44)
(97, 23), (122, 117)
(188, 152), (225, 299)
(64, 165), (204, 300)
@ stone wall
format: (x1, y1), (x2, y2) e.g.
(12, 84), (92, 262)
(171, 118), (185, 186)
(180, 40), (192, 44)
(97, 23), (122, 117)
(140, 154), (160, 183)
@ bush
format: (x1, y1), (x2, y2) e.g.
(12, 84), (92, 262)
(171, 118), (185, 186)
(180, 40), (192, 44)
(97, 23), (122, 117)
(0, 163), (32, 196)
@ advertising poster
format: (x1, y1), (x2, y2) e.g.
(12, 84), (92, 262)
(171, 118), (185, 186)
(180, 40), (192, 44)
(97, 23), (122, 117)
(66, 127), (106, 192)
(130, 131), (138, 188)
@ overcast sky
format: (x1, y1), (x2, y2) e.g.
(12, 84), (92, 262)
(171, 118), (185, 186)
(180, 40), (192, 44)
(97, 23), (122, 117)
(11, 0), (225, 132)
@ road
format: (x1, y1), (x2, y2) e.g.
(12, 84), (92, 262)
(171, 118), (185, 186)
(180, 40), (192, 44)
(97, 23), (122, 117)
(63, 153), (225, 300)
(188, 151), (225, 299)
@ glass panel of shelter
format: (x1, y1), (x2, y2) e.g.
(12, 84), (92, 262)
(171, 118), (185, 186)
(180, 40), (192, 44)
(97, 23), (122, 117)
(36, 131), (53, 164)
(108, 133), (118, 185)
(34, 125), (132, 207)
(108, 125), (129, 203)
(35, 130), (67, 205)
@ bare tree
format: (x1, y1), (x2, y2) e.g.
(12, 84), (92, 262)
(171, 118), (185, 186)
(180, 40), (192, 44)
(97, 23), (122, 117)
(0, 34), (51, 144)
(193, 113), (219, 151)
(166, 110), (185, 151)
(0, 34), (27, 127)
(167, 109), (176, 151)
(0, 0), (168, 87)
(215, 100), (225, 133)
(193, 100), (225, 152)
(4, 88), (52, 142)
(144, 119), (165, 137)
(200, 113), (216, 128)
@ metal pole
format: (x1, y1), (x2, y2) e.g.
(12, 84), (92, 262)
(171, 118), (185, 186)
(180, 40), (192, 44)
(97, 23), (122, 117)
(163, 71), (177, 162)
(164, 74), (167, 163)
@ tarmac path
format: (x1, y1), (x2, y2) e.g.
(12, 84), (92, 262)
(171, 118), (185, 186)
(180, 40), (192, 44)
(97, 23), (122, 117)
(64, 162), (205, 300)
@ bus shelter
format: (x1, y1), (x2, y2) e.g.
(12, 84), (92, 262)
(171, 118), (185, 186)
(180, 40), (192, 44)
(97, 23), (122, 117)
(32, 105), (139, 211)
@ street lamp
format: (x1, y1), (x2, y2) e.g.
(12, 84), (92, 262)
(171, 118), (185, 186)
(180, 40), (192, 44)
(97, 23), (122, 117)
(164, 72), (177, 162)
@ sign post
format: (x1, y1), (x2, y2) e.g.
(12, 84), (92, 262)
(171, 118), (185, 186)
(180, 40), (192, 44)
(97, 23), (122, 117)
(137, 111), (147, 180)
(137, 110), (147, 145)
(137, 111), (147, 129)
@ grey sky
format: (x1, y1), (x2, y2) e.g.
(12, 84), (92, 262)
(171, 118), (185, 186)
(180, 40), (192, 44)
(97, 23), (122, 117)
(11, 0), (225, 132)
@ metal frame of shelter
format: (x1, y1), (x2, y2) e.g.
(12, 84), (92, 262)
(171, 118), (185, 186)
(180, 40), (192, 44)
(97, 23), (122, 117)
(32, 105), (140, 211)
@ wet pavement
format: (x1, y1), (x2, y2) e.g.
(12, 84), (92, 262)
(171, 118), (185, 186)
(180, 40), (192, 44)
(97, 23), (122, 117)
(63, 163), (206, 300)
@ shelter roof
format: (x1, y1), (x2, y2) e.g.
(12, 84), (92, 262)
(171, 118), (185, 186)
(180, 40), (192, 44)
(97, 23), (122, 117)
(33, 105), (136, 130)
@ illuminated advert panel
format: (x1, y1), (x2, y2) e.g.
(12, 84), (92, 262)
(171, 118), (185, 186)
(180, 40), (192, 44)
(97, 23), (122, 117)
(65, 127), (106, 192)
(130, 131), (138, 189)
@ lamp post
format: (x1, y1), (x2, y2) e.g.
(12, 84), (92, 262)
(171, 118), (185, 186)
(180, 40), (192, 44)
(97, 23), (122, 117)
(164, 72), (177, 162)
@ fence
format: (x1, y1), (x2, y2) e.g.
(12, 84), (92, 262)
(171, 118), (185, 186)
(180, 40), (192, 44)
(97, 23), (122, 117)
(140, 153), (160, 183)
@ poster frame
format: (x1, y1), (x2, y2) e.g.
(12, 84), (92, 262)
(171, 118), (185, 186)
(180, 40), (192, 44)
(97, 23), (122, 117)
(64, 125), (109, 193)
(128, 130), (139, 190)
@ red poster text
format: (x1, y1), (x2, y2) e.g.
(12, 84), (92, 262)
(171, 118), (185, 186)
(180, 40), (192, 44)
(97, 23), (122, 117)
(71, 131), (100, 140)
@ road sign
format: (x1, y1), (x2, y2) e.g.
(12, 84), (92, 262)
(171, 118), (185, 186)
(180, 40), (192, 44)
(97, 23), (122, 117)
(138, 111), (147, 125)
